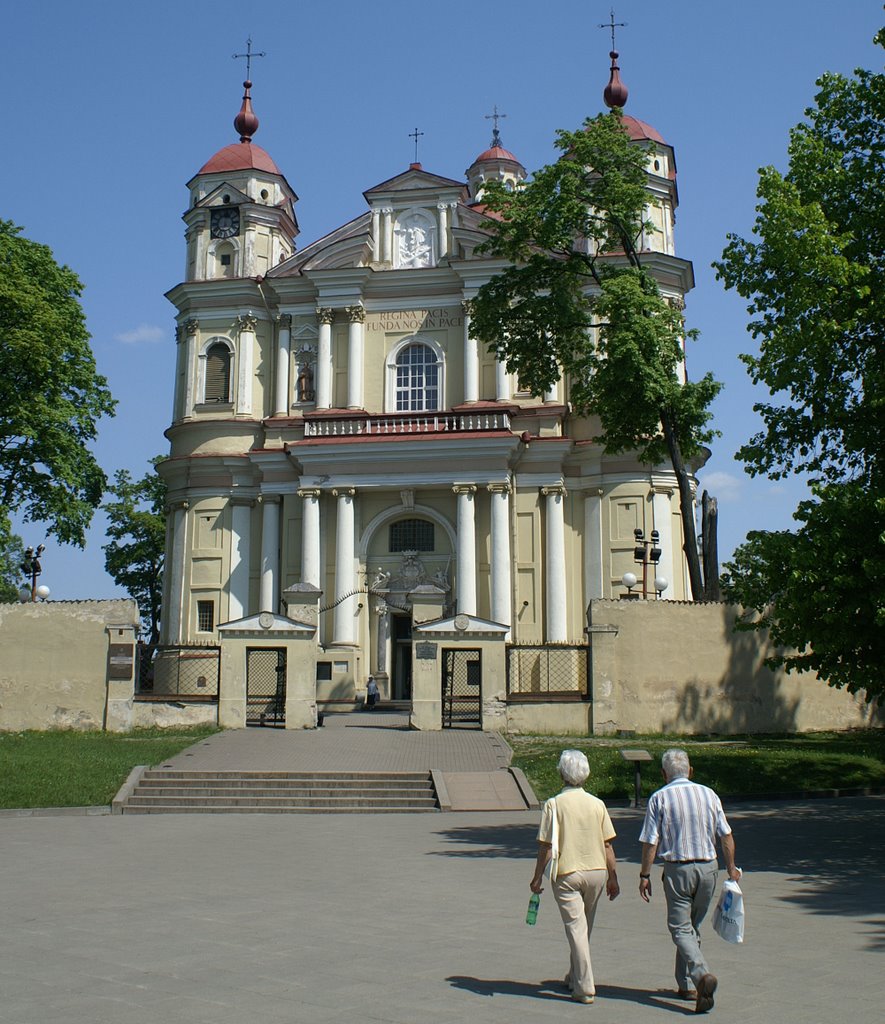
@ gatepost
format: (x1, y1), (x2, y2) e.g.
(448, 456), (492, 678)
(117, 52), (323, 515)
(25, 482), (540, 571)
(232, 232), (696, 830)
(281, 583), (322, 728)
(105, 623), (138, 731)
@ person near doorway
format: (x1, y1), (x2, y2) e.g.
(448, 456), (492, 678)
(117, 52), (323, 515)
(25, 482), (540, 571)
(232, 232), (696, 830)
(638, 748), (741, 1014)
(365, 675), (380, 710)
(529, 749), (620, 1004)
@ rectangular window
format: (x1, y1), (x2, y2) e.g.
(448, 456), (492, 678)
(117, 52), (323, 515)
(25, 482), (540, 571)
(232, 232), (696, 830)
(389, 519), (435, 552)
(197, 600), (215, 632)
(220, 253), (232, 266)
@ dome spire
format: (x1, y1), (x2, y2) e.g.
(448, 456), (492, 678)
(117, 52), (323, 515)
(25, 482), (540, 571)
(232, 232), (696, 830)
(598, 9), (629, 108)
(231, 37), (266, 142)
(485, 104), (508, 149)
(603, 50), (629, 109)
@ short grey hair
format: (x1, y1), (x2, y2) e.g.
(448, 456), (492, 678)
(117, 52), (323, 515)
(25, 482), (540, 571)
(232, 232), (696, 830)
(661, 748), (691, 781)
(558, 749), (590, 787)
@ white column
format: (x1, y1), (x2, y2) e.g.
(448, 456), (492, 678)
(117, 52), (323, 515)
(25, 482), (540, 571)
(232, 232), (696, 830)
(166, 501), (189, 642)
(333, 488), (357, 644)
(194, 225), (207, 280)
(315, 307), (334, 409)
(345, 305), (365, 409)
(299, 488), (321, 588)
(488, 483), (512, 635)
(181, 319), (198, 418)
(462, 301), (479, 403)
(542, 485), (568, 642)
(371, 208), (381, 262)
(273, 314), (292, 417)
(495, 358), (509, 401)
(454, 485), (477, 616)
(382, 207), (393, 264)
(651, 486), (676, 600)
(437, 203), (449, 260)
(259, 495), (281, 613)
(448, 200), (459, 230)
(583, 488), (605, 602)
(543, 379), (558, 404)
(235, 313), (257, 415)
(228, 499), (253, 622)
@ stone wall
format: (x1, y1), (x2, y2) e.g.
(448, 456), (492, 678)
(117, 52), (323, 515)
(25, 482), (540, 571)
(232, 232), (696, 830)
(587, 599), (880, 735)
(0, 601), (140, 731)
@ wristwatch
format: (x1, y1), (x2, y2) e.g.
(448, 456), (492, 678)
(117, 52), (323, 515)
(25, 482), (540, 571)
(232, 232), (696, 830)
(639, 873), (650, 879)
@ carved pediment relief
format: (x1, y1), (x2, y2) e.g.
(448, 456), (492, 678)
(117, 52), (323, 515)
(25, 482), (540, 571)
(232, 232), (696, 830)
(196, 183), (252, 208)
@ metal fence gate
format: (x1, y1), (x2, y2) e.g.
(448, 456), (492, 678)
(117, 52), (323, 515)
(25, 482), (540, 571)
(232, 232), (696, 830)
(246, 648), (287, 727)
(441, 648), (481, 729)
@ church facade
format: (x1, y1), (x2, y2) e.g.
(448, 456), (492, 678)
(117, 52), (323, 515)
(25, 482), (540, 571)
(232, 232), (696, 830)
(159, 66), (703, 725)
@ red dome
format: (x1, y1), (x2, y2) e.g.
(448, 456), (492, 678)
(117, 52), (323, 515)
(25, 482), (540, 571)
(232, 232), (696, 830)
(472, 145), (521, 164)
(620, 115), (666, 145)
(198, 142), (282, 176)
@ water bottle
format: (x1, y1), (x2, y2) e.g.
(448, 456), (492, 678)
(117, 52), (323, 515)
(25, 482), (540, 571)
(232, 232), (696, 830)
(525, 892), (540, 926)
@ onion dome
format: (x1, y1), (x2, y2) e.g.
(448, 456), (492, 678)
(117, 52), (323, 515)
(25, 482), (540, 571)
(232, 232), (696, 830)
(196, 80), (282, 176)
(603, 50), (629, 108)
(619, 115), (666, 146)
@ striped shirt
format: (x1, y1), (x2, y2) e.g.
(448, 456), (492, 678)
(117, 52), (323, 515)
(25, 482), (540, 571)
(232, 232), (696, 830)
(639, 777), (731, 862)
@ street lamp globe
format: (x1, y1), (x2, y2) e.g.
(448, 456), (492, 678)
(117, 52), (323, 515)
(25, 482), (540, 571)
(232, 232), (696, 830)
(35, 584), (51, 601)
(621, 571), (638, 590)
(654, 576), (669, 596)
(18, 587), (31, 603)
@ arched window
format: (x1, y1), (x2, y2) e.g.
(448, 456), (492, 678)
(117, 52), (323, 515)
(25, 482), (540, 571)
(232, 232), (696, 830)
(395, 343), (440, 411)
(203, 341), (232, 403)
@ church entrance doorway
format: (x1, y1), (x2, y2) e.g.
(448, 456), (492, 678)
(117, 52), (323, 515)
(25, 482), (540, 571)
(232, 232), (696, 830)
(441, 648), (481, 728)
(245, 647), (286, 727)
(391, 614), (413, 701)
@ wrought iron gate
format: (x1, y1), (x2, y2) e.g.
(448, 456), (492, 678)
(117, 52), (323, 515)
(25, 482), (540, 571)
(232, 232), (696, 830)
(441, 648), (481, 728)
(246, 648), (287, 726)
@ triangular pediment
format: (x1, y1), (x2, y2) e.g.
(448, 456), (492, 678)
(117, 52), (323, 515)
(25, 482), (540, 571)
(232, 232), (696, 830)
(415, 613), (509, 636)
(217, 612), (315, 634)
(270, 212), (372, 274)
(364, 167), (467, 198)
(196, 183), (252, 208)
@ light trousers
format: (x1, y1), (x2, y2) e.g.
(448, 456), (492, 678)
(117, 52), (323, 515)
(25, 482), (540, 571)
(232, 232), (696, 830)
(661, 860), (718, 989)
(552, 869), (607, 998)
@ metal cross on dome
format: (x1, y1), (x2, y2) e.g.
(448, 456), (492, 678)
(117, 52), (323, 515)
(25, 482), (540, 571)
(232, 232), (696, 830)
(232, 36), (266, 79)
(598, 8), (626, 50)
(485, 105), (508, 148)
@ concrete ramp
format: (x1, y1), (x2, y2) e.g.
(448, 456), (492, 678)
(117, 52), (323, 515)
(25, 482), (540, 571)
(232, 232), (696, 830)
(433, 768), (538, 811)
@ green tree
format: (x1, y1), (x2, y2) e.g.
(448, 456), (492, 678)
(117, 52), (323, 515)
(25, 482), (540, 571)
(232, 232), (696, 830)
(0, 526), (25, 603)
(470, 113), (721, 600)
(715, 31), (885, 699)
(0, 221), (116, 547)
(102, 459), (167, 643)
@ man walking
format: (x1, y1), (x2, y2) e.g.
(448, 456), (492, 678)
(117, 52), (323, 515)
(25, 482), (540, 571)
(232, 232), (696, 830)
(638, 749), (741, 1014)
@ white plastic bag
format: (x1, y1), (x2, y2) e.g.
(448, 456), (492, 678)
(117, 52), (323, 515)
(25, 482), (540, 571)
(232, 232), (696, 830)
(712, 879), (745, 944)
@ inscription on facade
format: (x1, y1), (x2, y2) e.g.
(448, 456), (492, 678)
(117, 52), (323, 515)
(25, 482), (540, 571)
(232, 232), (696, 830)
(415, 641), (438, 660)
(368, 308), (462, 332)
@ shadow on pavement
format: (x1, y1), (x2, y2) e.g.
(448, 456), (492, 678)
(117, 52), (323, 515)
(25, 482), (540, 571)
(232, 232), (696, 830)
(447, 976), (689, 1013)
(431, 823), (538, 858)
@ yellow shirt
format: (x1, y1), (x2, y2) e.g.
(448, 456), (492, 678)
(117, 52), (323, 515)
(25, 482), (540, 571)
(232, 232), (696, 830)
(538, 787), (616, 876)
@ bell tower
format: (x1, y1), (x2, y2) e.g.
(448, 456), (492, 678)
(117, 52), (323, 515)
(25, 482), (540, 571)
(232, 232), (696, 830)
(182, 77), (298, 282)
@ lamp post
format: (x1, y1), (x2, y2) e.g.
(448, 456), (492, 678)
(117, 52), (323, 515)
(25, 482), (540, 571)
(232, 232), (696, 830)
(19, 545), (49, 602)
(620, 529), (668, 600)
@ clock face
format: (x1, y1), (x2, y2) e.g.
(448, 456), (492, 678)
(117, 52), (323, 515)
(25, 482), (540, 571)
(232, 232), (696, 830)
(211, 207), (240, 239)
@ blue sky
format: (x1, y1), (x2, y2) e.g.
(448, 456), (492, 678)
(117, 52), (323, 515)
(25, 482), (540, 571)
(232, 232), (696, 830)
(2, 1), (882, 601)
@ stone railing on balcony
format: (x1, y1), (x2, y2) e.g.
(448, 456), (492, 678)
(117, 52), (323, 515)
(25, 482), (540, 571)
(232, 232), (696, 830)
(304, 410), (512, 438)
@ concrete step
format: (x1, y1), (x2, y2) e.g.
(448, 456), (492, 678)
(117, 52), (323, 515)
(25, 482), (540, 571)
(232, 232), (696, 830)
(122, 769), (440, 814)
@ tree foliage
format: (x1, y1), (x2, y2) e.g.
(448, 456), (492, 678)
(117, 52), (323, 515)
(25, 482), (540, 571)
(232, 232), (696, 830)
(716, 31), (885, 699)
(470, 112), (721, 599)
(0, 526), (25, 604)
(0, 221), (116, 547)
(102, 459), (167, 643)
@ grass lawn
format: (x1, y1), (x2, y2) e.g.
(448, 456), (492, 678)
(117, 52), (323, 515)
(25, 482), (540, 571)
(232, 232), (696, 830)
(0, 726), (220, 809)
(508, 731), (885, 803)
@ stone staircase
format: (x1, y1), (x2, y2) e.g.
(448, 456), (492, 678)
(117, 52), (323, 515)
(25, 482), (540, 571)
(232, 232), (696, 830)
(120, 769), (440, 814)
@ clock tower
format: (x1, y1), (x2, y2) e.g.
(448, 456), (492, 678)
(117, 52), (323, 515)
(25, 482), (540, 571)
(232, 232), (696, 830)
(182, 79), (298, 282)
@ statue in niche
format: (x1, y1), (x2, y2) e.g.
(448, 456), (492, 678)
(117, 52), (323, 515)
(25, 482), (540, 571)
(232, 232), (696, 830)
(396, 214), (433, 268)
(296, 361), (315, 403)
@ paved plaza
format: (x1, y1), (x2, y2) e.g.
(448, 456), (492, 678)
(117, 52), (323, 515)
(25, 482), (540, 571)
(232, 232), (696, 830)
(1, 791), (883, 1023)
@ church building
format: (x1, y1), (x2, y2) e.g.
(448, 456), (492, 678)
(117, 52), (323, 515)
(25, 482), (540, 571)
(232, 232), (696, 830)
(159, 51), (704, 728)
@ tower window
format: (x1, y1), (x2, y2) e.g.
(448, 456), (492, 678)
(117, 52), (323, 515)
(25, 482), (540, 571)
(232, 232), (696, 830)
(204, 342), (232, 402)
(197, 600), (215, 632)
(389, 519), (435, 552)
(395, 343), (440, 411)
(220, 253), (231, 266)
